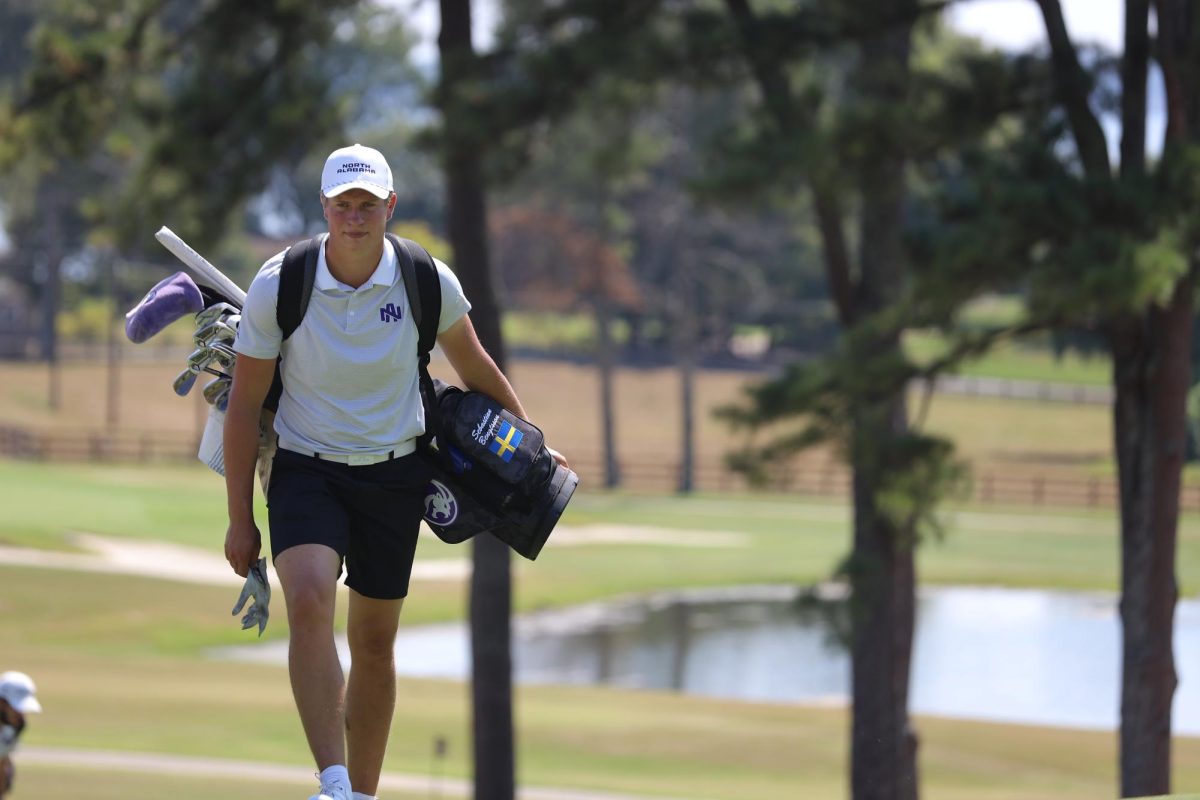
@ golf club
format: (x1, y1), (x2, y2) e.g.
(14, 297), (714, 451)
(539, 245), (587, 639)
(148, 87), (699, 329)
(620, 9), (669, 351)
(194, 319), (238, 347)
(203, 376), (232, 406)
(195, 302), (241, 328)
(188, 347), (235, 374)
(186, 347), (213, 374)
(207, 342), (238, 367)
(173, 368), (198, 397)
(155, 226), (248, 307)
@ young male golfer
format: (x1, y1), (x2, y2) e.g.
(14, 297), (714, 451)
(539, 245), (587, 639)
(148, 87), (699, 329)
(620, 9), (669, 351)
(223, 143), (565, 800)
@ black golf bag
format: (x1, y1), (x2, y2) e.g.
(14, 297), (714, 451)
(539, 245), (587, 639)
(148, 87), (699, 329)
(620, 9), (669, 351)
(421, 380), (578, 561)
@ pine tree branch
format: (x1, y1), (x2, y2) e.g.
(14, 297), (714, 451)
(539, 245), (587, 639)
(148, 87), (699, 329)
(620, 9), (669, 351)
(13, 1), (167, 117)
(1033, 0), (1112, 178)
(1152, 0), (1194, 142)
(1120, 0), (1150, 177)
(721, 0), (856, 324)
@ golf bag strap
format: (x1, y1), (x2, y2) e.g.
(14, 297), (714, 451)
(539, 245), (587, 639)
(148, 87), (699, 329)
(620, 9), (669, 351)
(388, 233), (443, 450)
(264, 235), (320, 413)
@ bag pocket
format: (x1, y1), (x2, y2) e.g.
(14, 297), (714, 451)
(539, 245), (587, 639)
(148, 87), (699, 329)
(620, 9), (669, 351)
(445, 391), (545, 485)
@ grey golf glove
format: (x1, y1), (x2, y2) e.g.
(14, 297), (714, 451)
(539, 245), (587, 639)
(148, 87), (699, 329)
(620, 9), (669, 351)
(232, 557), (271, 636)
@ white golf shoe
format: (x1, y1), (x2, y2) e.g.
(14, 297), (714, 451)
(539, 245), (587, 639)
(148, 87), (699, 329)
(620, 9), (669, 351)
(309, 782), (352, 800)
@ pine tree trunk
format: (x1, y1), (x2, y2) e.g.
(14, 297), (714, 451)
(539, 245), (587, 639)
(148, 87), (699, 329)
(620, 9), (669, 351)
(678, 351), (695, 494)
(1113, 3), (1192, 793)
(40, 193), (63, 411)
(1112, 277), (1191, 797)
(595, 299), (621, 488)
(850, 400), (918, 800)
(722, 1), (920, 795)
(849, 7), (917, 797)
(468, 534), (515, 800)
(438, 2), (516, 798)
(676, 255), (696, 494)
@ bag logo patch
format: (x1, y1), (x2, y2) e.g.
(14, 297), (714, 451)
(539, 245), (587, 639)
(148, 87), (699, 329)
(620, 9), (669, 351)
(489, 420), (523, 462)
(423, 479), (458, 525)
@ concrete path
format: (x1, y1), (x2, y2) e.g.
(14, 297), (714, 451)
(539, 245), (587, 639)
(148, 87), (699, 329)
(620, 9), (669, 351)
(0, 525), (746, 587)
(21, 745), (701, 800)
(0, 532), (468, 586)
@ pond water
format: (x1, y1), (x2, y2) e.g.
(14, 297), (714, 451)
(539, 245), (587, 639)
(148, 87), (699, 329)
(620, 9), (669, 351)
(211, 585), (1200, 734)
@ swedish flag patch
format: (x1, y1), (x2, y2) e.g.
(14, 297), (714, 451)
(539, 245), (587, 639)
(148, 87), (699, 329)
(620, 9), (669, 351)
(489, 420), (523, 462)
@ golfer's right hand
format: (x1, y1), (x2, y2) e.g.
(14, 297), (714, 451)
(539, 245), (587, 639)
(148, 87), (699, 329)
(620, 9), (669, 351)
(225, 520), (262, 577)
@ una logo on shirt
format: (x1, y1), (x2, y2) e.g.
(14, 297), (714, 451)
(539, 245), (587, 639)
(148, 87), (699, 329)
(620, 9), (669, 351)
(379, 303), (403, 322)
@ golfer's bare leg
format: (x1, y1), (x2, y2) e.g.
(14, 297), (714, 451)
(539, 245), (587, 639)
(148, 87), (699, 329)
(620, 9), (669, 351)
(345, 589), (404, 795)
(275, 543), (346, 771)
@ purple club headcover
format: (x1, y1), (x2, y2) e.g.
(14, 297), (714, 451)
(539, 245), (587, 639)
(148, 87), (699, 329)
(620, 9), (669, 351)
(125, 271), (204, 343)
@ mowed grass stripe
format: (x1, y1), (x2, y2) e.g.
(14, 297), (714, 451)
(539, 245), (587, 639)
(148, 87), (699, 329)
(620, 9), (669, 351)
(3, 460), (1200, 601)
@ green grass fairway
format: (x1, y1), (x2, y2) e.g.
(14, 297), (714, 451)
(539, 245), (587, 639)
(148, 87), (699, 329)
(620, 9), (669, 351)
(6, 463), (1196, 636)
(3, 460), (1199, 608)
(4, 460), (1200, 798)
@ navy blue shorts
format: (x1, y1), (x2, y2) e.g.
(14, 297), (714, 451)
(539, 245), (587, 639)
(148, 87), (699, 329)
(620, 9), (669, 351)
(266, 448), (432, 600)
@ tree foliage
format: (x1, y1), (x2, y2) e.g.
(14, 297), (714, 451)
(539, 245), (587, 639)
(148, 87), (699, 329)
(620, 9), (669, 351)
(0, 1), (416, 261)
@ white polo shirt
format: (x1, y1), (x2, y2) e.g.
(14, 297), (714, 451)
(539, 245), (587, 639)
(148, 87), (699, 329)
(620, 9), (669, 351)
(234, 235), (471, 456)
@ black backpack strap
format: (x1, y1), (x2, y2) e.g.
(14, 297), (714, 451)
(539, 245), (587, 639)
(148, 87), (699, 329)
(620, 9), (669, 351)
(265, 236), (321, 412)
(387, 233), (443, 450)
(277, 236), (321, 340)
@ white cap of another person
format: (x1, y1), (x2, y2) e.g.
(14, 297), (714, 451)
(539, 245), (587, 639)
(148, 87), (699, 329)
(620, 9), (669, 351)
(0, 672), (41, 714)
(321, 143), (393, 200)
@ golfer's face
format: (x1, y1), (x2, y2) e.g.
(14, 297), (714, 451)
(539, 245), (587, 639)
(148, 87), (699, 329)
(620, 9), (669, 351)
(323, 189), (394, 252)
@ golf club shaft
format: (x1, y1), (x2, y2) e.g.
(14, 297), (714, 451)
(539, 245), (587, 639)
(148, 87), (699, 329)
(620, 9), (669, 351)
(155, 227), (247, 307)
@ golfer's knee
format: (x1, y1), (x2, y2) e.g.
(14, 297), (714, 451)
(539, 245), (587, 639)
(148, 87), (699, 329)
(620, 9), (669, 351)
(284, 584), (335, 630)
(348, 625), (397, 665)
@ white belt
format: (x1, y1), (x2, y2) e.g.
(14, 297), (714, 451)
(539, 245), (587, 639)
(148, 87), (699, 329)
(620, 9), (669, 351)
(281, 440), (417, 466)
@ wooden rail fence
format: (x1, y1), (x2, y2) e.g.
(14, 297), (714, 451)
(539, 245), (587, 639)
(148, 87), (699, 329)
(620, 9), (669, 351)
(2, 425), (1196, 512)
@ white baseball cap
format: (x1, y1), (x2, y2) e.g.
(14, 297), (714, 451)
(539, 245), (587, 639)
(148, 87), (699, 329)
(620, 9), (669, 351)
(0, 671), (41, 714)
(321, 143), (393, 199)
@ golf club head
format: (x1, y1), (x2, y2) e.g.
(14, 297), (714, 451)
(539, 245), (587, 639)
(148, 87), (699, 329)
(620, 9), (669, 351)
(203, 376), (232, 406)
(173, 368), (198, 397)
(195, 302), (240, 328)
(206, 342), (238, 370)
(194, 319), (238, 347)
(212, 326), (238, 347)
(201, 376), (226, 400)
(187, 347), (217, 375)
